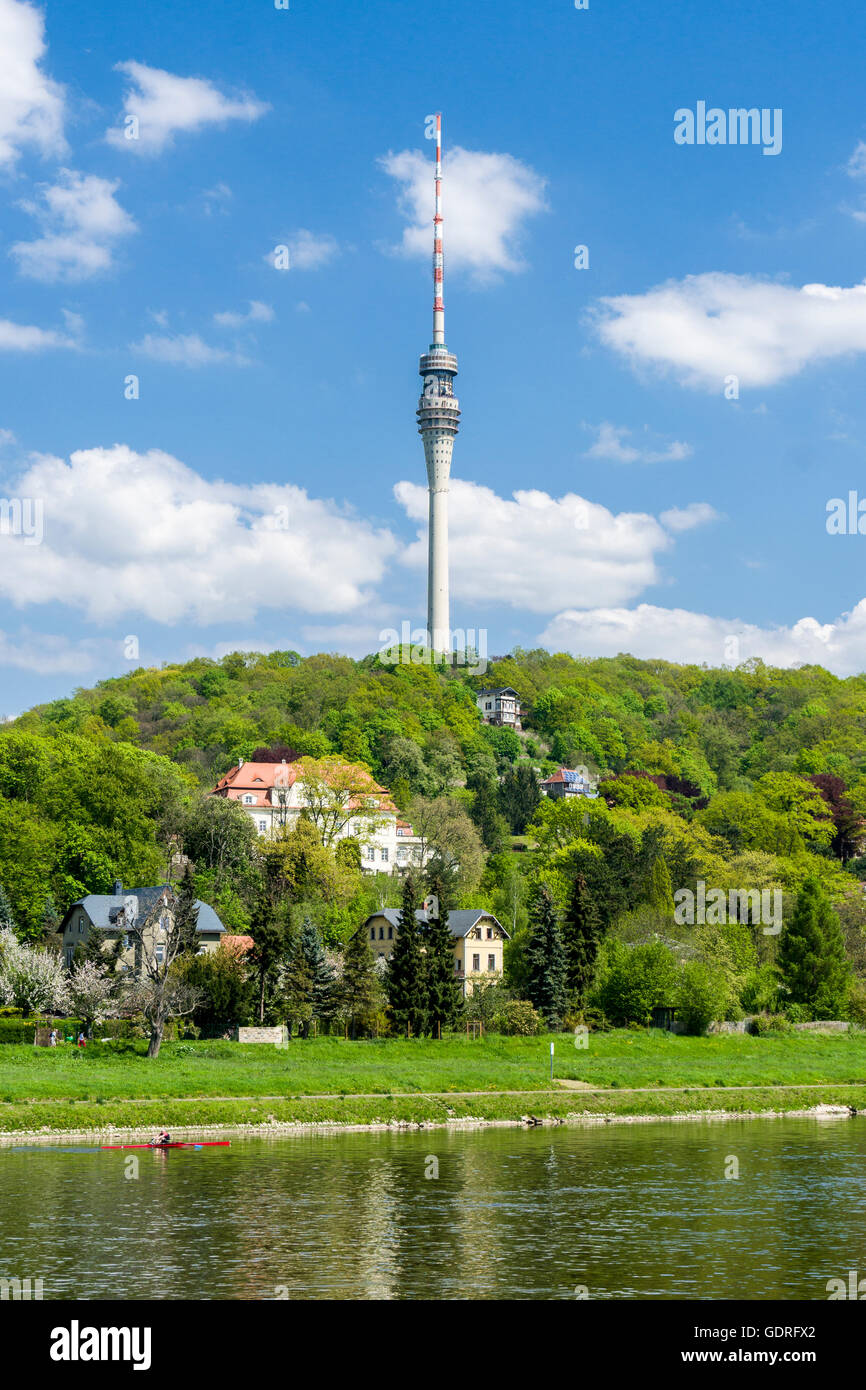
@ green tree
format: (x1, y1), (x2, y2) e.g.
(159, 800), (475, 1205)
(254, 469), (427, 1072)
(300, 916), (336, 1028)
(525, 884), (567, 1029)
(173, 863), (200, 957)
(422, 868), (462, 1035)
(249, 902), (286, 1024)
(385, 874), (427, 1037)
(645, 856), (674, 915)
(339, 925), (380, 1038)
(498, 764), (541, 834)
(562, 873), (603, 1006)
(778, 877), (851, 1018)
(467, 772), (509, 853)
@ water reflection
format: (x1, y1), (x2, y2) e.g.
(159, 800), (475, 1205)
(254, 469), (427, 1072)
(0, 1118), (862, 1300)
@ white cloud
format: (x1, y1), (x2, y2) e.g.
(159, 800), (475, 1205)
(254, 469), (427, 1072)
(107, 60), (268, 155)
(0, 0), (64, 168)
(11, 170), (136, 282)
(0, 627), (97, 675)
(278, 230), (339, 271)
(380, 145), (546, 282)
(213, 300), (274, 327)
(395, 478), (682, 612)
(0, 445), (399, 624)
(0, 316), (79, 351)
(584, 421), (693, 464)
(539, 602), (866, 677)
(659, 502), (720, 532)
(594, 272), (866, 391)
(130, 332), (251, 368)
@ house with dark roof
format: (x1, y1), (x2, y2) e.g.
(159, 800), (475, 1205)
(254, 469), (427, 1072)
(60, 879), (225, 973)
(359, 907), (509, 995)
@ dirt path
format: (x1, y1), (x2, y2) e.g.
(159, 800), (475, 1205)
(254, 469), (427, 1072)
(14, 1080), (866, 1104)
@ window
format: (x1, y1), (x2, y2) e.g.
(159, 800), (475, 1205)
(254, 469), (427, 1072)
(381, 848), (388, 862)
(370, 927), (375, 940)
(155, 946), (165, 964)
(259, 820), (267, 833)
(472, 954), (480, 972)
(379, 927), (384, 940)
(78, 922), (84, 934)
(367, 846), (375, 861)
(488, 955), (495, 972)
(388, 927), (393, 940)
(243, 795), (254, 804)
(486, 928), (494, 939)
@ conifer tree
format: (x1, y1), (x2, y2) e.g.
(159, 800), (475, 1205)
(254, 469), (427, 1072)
(385, 874), (427, 1037)
(562, 873), (603, 1005)
(40, 894), (62, 946)
(423, 867), (462, 1035)
(300, 916), (336, 1028)
(174, 863), (200, 957)
(525, 884), (567, 1029)
(645, 856), (674, 915)
(249, 901), (286, 1024)
(778, 876), (850, 1018)
(340, 925), (379, 1039)
(279, 929), (314, 1036)
(0, 882), (15, 932)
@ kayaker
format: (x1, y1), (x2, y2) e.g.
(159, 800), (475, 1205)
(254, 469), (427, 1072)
(154, 1130), (171, 1146)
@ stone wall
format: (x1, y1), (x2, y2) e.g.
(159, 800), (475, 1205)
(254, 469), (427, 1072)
(235, 1026), (288, 1046)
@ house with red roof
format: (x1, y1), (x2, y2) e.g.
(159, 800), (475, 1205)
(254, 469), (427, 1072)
(211, 757), (427, 873)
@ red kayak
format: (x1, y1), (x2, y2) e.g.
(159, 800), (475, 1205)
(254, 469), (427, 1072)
(99, 1141), (231, 1150)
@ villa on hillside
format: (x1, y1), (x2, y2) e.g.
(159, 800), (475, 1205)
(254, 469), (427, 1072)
(540, 766), (599, 799)
(476, 687), (522, 729)
(359, 907), (509, 995)
(211, 757), (427, 873)
(60, 880), (226, 973)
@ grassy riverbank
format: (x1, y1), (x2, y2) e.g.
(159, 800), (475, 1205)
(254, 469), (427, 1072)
(1, 1030), (866, 1133)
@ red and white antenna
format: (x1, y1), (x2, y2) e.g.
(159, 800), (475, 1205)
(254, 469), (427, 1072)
(432, 112), (445, 346)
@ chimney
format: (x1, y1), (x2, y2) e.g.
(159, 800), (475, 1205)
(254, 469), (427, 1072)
(238, 757), (244, 768)
(113, 879), (123, 896)
(281, 758), (286, 764)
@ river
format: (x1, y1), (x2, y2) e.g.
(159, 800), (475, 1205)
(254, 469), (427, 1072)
(0, 1117), (862, 1300)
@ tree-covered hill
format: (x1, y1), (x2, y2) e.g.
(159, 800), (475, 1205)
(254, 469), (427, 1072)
(11, 647), (866, 797)
(4, 646), (866, 960)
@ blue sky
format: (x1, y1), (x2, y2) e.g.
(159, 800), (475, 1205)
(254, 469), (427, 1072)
(3, 0), (866, 711)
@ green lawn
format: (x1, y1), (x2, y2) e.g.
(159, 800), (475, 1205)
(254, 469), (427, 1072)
(1, 1029), (865, 1105)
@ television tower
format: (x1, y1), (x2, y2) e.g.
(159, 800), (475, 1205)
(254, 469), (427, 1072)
(417, 112), (460, 654)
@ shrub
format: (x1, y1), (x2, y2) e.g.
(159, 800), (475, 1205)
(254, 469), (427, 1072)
(675, 962), (729, 1036)
(491, 1000), (542, 1036)
(748, 1013), (793, 1036)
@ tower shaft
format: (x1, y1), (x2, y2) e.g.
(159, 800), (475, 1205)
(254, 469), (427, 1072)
(417, 112), (459, 654)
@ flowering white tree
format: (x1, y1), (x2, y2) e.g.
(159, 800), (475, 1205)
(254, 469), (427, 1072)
(0, 928), (70, 1016)
(67, 960), (119, 1035)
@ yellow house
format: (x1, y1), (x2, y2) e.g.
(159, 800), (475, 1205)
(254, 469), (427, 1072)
(360, 908), (509, 996)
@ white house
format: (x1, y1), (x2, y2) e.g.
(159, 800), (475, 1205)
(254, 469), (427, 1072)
(476, 687), (522, 729)
(211, 758), (427, 874)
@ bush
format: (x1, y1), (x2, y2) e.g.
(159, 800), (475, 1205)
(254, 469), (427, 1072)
(675, 962), (729, 1036)
(0, 1016), (83, 1043)
(593, 940), (679, 1027)
(491, 1000), (542, 1035)
(748, 1013), (793, 1036)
